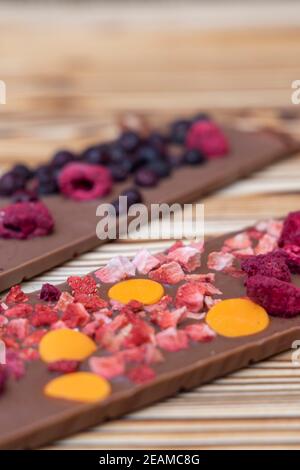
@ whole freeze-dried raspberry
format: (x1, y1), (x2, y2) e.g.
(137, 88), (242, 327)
(58, 162), (112, 201)
(246, 274), (300, 317)
(67, 275), (98, 295)
(279, 211), (300, 247)
(283, 244), (300, 273)
(241, 251), (291, 282)
(74, 293), (107, 312)
(47, 360), (79, 374)
(186, 120), (229, 158)
(0, 201), (54, 240)
(39, 283), (61, 302)
(6, 285), (28, 304)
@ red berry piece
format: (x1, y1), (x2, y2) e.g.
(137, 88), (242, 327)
(279, 211), (300, 247)
(48, 360), (79, 374)
(241, 251), (291, 282)
(31, 304), (58, 327)
(186, 120), (229, 158)
(67, 275), (98, 295)
(0, 201), (54, 240)
(127, 365), (156, 384)
(58, 162), (112, 201)
(6, 285), (28, 304)
(40, 283), (61, 302)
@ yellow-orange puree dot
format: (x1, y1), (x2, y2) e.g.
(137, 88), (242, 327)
(44, 372), (111, 403)
(206, 298), (269, 338)
(108, 278), (164, 305)
(39, 329), (97, 363)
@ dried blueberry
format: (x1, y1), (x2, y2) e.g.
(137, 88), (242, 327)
(192, 112), (210, 123)
(112, 187), (143, 214)
(148, 132), (166, 153)
(52, 150), (76, 169)
(183, 149), (206, 165)
(109, 162), (130, 182)
(136, 145), (161, 164)
(147, 159), (171, 178)
(118, 131), (141, 153)
(0, 171), (26, 196)
(81, 145), (109, 166)
(108, 143), (128, 164)
(169, 119), (191, 144)
(135, 168), (159, 187)
(12, 164), (33, 181)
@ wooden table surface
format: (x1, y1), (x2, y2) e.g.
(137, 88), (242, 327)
(1, 7), (300, 450)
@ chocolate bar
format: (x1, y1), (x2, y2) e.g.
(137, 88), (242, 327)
(0, 125), (298, 292)
(0, 213), (300, 449)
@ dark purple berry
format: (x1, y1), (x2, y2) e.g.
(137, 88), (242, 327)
(135, 168), (159, 187)
(183, 149), (206, 165)
(109, 162), (130, 182)
(136, 145), (161, 164)
(40, 283), (61, 302)
(108, 143), (128, 164)
(169, 119), (191, 144)
(0, 171), (26, 196)
(112, 188), (143, 215)
(118, 131), (140, 153)
(12, 164), (33, 181)
(52, 150), (75, 169)
(147, 160), (171, 178)
(148, 132), (166, 153)
(81, 145), (109, 165)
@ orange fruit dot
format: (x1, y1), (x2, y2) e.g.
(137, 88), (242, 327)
(39, 329), (97, 363)
(206, 298), (269, 338)
(108, 278), (164, 305)
(44, 372), (111, 403)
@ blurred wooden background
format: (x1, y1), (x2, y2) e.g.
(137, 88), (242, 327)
(1, 1), (300, 450)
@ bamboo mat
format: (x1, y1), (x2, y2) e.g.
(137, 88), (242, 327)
(1, 8), (300, 449)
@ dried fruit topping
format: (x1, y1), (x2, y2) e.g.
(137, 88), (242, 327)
(31, 304), (59, 327)
(5, 303), (33, 318)
(186, 120), (229, 158)
(74, 293), (107, 312)
(127, 364), (156, 384)
(0, 201), (54, 240)
(61, 302), (90, 328)
(175, 282), (204, 312)
(89, 355), (125, 379)
(6, 318), (29, 340)
(184, 323), (216, 342)
(255, 233), (278, 255)
(95, 256), (136, 283)
(224, 233), (252, 250)
(6, 285), (28, 304)
(55, 291), (74, 312)
(58, 162), (112, 201)
(150, 306), (187, 329)
(246, 274), (300, 318)
(167, 246), (201, 272)
(149, 261), (185, 285)
(40, 283), (61, 302)
(156, 327), (188, 352)
(67, 275), (98, 295)
(241, 251), (291, 282)
(5, 350), (26, 379)
(132, 249), (160, 275)
(48, 360), (79, 374)
(207, 251), (235, 272)
(279, 211), (300, 247)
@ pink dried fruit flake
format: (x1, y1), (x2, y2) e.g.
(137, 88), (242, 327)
(67, 275), (98, 295)
(6, 318), (29, 340)
(184, 323), (216, 342)
(167, 246), (201, 272)
(61, 302), (90, 328)
(175, 282), (204, 312)
(55, 291), (74, 312)
(156, 327), (189, 352)
(95, 256), (136, 283)
(127, 365), (156, 384)
(89, 355), (125, 379)
(132, 249), (160, 275)
(149, 261), (185, 285)
(48, 360), (79, 374)
(5, 303), (33, 319)
(6, 285), (28, 305)
(224, 232), (252, 250)
(207, 251), (235, 272)
(31, 304), (58, 327)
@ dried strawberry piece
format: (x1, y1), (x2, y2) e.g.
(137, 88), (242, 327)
(39, 283), (61, 302)
(247, 228), (264, 241)
(145, 295), (172, 314)
(24, 329), (47, 347)
(61, 302), (90, 328)
(175, 282), (204, 312)
(5, 349), (25, 379)
(207, 251), (234, 272)
(255, 233), (278, 255)
(67, 275), (98, 295)
(132, 249), (160, 274)
(0, 201), (54, 240)
(184, 323), (216, 342)
(31, 304), (58, 327)
(167, 246), (201, 272)
(142, 344), (164, 364)
(82, 320), (103, 338)
(19, 348), (39, 361)
(3, 337), (20, 350)
(150, 306), (187, 329)
(74, 293), (107, 312)
(55, 291), (74, 312)
(123, 318), (155, 349)
(119, 347), (145, 363)
(186, 120), (229, 158)
(185, 273), (215, 283)
(127, 364), (156, 384)
(6, 285), (28, 304)
(224, 232), (252, 250)
(167, 241), (184, 253)
(279, 211), (300, 248)
(51, 320), (68, 330)
(5, 303), (33, 319)
(256, 219), (284, 240)
(89, 355), (125, 379)
(6, 318), (29, 340)
(0, 315), (8, 327)
(241, 251), (291, 282)
(204, 296), (221, 310)
(232, 247), (255, 258)
(246, 274), (300, 317)
(156, 327), (189, 352)
(95, 256), (135, 283)
(149, 261), (185, 285)
(48, 360), (79, 374)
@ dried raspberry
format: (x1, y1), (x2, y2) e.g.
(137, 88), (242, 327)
(241, 251), (291, 282)
(149, 261), (185, 285)
(48, 360), (79, 374)
(58, 162), (112, 201)
(132, 249), (160, 275)
(6, 285), (28, 304)
(61, 302), (90, 328)
(55, 291), (74, 312)
(0, 201), (54, 240)
(89, 355), (125, 379)
(279, 211), (300, 247)
(67, 275), (98, 295)
(74, 293), (107, 312)
(167, 246), (201, 272)
(150, 306), (187, 329)
(95, 256), (135, 283)
(31, 304), (58, 327)
(5, 350), (25, 379)
(207, 251), (234, 272)
(283, 244), (300, 273)
(184, 323), (216, 342)
(5, 303), (33, 318)
(175, 282), (204, 312)
(6, 318), (29, 340)
(39, 283), (61, 302)
(186, 120), (229, 158)
(156, 327), (188, 352)
(0, 366), (8, 395)
(127, 365), (156, 384)
(246, 274), (300, 317)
